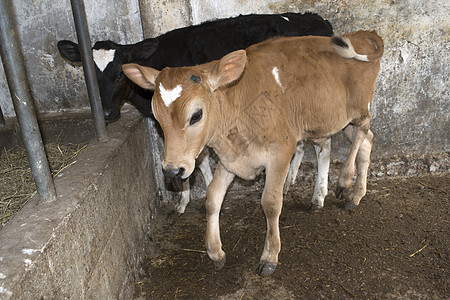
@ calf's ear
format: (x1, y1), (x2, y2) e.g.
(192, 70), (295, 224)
(130, 38), (159, 61)
(208, 50), (247, 91)
(57, 40), (81, 63)
(122, 63), (160, 90)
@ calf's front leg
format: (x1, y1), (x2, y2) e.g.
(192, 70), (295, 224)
(205, 162), (235, 268)
(198, 148), (213, 186)
(310, 138), (331, 212)
(175, 180), (191, 214)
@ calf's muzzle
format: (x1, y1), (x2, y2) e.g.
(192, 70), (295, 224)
(163, 166), (185, 179)
(103, 106), (121, 123)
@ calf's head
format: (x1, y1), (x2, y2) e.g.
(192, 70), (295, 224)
(57, 39), (159, 123)
(123, 50), (247, 179)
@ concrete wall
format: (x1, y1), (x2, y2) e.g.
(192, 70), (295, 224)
(0, 110), (159, 299)
(140, 0), (449, 160)
(139, 0), (192, 37)
(0, 0), (143, 117)
(0, 0), (448, 158)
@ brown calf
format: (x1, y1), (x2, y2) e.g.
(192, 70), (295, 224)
(123, 30), (384, 276)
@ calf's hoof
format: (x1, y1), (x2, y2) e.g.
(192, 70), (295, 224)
(213, 256), (226, 270)
(171, 202), (187, 216)
(257, 261), (277, 277)
(175, 203), (186, 215)
(344, 200), (358, 211)
(308, 203), (323, 214)
(335, 186), (346, 199)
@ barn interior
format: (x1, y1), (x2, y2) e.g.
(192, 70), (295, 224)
(0, 0), (448, 299)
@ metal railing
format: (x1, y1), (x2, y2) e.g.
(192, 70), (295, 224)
(0, 0), (56, 202)
(0, 0), (108, 202)
(0, 105), (5, 127)
(70, 0), (108, 143)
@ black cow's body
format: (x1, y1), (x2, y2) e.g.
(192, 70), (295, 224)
(58, 12), (333, 122)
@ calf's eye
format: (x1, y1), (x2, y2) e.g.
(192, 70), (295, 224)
(190, 109), (203, 125)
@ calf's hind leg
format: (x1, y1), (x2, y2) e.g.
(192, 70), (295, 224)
(343, 126), (374, 209)
(258, 153), (292, 276)
(336, 122), (372, 209)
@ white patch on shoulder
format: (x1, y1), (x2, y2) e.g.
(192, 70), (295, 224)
(281, 16), (289, 22)
(356, 54), (369, 62)
(93, 49), (115, 72)
(159, 83), (183, 107)
(272, 67), (283, 89)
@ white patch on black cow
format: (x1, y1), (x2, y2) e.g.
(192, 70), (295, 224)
(281, 16), (289, 22)
(93, 49), (115, 72)
(159, 83), (183, 107)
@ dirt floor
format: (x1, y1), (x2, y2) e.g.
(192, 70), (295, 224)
(135, 172), (449, 299)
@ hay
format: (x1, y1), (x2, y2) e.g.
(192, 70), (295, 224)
(0, 143), (87, 228)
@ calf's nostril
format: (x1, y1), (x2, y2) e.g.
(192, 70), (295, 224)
(104, 109), (112, 118)
(176, 167), (185, 177)
(163, 167), (185, 179)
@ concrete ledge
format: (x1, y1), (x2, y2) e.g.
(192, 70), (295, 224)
(0, 109), (158, 299)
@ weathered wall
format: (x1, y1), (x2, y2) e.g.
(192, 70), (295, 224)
(291, 0), (449, 158)
(140, 0), (449, 160)
(0, 0), (143, 118)
(139, 0), (192, 37)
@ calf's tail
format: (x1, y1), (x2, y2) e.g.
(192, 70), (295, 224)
(331, 30), (384, 62)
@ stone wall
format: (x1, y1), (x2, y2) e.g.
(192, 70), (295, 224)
(140, 0), (449, 159)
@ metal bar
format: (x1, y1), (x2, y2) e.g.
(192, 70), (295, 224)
(0, 104), (5, 127)
(70, 0), (108, 143)
(0, 0), (56, 202)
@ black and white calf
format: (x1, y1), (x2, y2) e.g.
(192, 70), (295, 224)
(58, 12), (333, 123)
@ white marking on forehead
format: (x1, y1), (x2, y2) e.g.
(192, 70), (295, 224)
(93, 49), (115, 72)
(159, 83), (183, 107)
(272, 67), (283, 89)
(281, 16), (290, 22)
